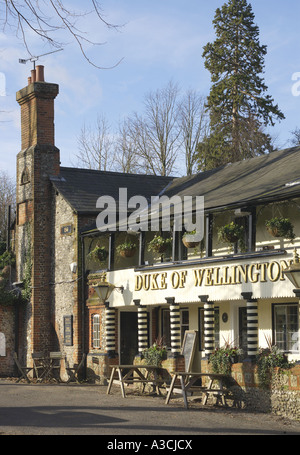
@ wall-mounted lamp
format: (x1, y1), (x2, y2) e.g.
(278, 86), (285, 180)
(12, 281), (23, 299)
(92, 273), (124, 304)
(283, 249), (300, 297)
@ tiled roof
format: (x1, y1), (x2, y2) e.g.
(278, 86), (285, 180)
(51, 167), (174, 214)
(51, 147), (300, 221)
(160, 147), (300, 211)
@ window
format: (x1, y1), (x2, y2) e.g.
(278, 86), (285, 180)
(234, 216), (249, 253)
(181, 309), (189, 343)
(162, 309), (171, 347)
(0, 332), (6, 356)
(239, 307), (248, 353)
(198, 307), (219, 351)
(273, 304), (299, 352)
(21, 167), (30, 185)
(92, 314), (100, 349)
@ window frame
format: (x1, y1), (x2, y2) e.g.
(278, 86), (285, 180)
(272, 302), (299, 353)
(92, 313), (101, 349)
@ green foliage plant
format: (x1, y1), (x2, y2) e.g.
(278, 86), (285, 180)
(265, 217), (295, 242)
(0, 250), (15, 269)
(21, 223), (32, 302)
(22, 245), (32, 302)
(0, 241), (6, 255)
(256, 345), (294, 389)
(217, 221), (244, 252)
(142, 338), (167, 367)
(198, 0), (284, 171)
(209, 345), (242, 375)
(87, 244), (108, 263)
(116, 240), (137, 257)
(147, 235), (172, 254)
(0, 277), (20, 305)
(0, 251), (20, 305)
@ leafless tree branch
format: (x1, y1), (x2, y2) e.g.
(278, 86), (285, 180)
(1, 0), (124, 68)
(74, 114), (115, 171)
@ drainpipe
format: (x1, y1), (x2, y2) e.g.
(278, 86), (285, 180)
(81, 236), (86, 371)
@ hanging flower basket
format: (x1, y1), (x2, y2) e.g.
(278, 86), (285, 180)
(147, 235), (172, 255)
(87, 245), (108, 263)
(265, 217), (295, 242)
(217, 222), (244, 245)
(153, 244), (167, 253)
(182, 230), (200, 248)
(116, 241), (137, 258)
(119, 248), (136, 258)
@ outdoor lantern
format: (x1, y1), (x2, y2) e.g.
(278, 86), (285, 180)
(283, 249), (300, 292)
(92, 273), (124, 303)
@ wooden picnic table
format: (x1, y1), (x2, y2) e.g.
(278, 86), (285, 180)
(107, 364), (165, 398)
(165, 371), (230, 409)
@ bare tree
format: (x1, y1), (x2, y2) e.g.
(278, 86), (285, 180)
(0, 170), (15, 246)
(75, 114), (114, 171)
(114, 119), (140, 173)
(0, 0), (122, 68)
(177, 90), (209, 176)
(129, 81), (180, 176)
(75, 84), (210, 177)
(290, 127), (300, 147)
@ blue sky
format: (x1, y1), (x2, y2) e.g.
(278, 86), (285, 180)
(1, 0), (300, 178)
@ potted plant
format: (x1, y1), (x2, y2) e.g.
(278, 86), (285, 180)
(116, 240), (137, 258)
(256, 345), (294, 389)
(182, 230), (201, 249)
(142, 338), (167, 367)
(265, 217), (295, 242)
(255, 333), (295, 388)
(147, 234), (172, 254)
(217, 222), (244, 246)
(208, 345), (243, 375)
(87, 244), (108, 263)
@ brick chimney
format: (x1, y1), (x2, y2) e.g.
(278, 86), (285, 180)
(16, 65), (59, 152)
(16, 66), (60, 358)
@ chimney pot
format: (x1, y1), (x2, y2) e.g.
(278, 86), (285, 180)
(36, 65), (45, 82)
(28, 77), (32, 85)
(31, 69), (36, 83)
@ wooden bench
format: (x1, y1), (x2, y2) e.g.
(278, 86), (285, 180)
(107, 364), (165, 397)
(166, 372), (230, 408)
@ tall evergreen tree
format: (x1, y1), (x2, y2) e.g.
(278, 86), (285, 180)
(197, 0), (284, 171)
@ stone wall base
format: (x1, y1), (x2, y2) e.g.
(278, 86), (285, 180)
(201, 359), (300, 421)
(86, 352), (119, 385)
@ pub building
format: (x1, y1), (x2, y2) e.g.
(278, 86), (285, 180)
(83, 146), (300, 378)
(1, 68), (299, 394)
